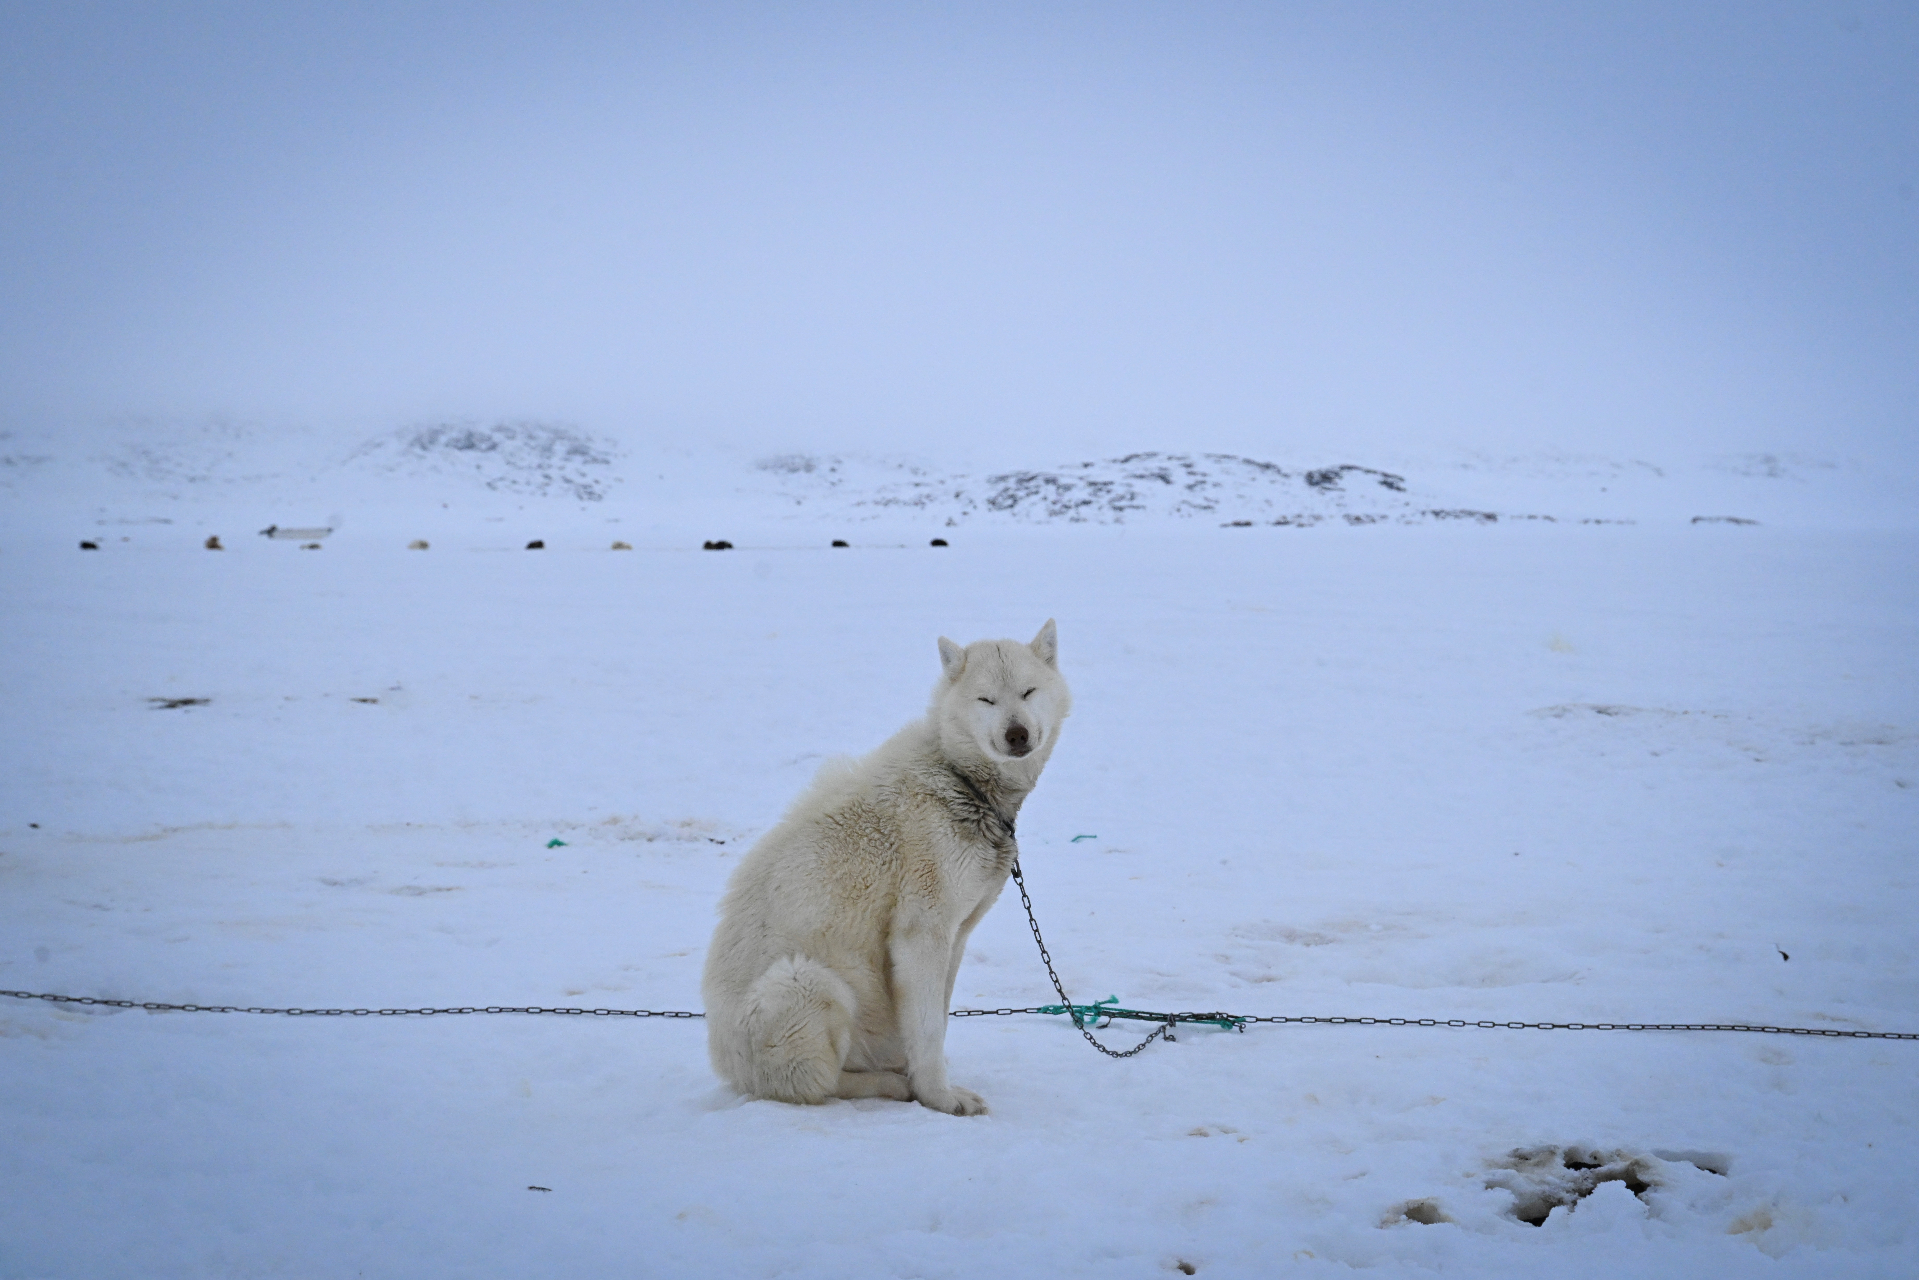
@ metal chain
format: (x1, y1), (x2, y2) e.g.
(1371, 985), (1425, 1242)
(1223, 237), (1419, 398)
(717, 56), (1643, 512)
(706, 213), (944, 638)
(9, 985), (1913, 1042)
(12, 880), (1919, 1047)
(991, 862), (1919, 1049)
(1007, 860), (1178, 1057)
(1226, 1015), (1919, 1039)
(0, 990), (702, 1019)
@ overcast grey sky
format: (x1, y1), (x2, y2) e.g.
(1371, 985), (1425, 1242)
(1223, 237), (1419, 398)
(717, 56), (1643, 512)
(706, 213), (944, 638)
(3, 1), (1913, 464)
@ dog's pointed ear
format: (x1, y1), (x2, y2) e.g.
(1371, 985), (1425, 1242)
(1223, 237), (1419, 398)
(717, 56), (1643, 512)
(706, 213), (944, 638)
(938, 636), (967, 681)
(1030, 618), (1058, 668)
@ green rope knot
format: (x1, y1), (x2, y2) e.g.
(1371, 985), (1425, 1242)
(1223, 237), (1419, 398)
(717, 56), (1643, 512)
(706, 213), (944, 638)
(1035, 995), (1246, 1033)
(1036, 994), (1122, 1030)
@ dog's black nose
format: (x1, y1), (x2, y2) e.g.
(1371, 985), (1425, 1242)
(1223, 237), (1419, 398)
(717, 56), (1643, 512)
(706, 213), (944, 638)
(1005, 722), (1031, 756)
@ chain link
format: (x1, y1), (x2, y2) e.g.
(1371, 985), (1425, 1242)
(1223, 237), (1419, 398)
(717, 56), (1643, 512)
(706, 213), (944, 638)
(0, 989), (702, 1019)
(10, 985), (1913, 1042)
(12, 886), (1919, 1048)
(1007, 860), (1181, 1057)
(987, 862), (1919, 1049)
(1227, 1014), (1919, 1038)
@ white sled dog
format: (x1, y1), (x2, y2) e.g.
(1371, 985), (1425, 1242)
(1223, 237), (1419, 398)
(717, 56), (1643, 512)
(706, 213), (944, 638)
(703, 620), (1071, 1115)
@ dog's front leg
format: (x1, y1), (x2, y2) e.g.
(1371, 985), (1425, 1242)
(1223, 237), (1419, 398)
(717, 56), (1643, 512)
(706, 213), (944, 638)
(889, 924), (987, 1116)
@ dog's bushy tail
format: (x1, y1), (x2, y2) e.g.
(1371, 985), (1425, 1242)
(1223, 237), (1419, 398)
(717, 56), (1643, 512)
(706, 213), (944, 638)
(714, 955), (856, 1104)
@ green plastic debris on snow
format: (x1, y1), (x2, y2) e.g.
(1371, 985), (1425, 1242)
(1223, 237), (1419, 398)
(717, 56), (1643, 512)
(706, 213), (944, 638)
(1070, 833), (1097, 842)
(546, 839), (567, 848)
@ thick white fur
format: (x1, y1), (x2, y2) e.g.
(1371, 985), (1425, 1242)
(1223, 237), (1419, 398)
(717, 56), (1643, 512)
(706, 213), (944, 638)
(702, 620), (1071, 1115)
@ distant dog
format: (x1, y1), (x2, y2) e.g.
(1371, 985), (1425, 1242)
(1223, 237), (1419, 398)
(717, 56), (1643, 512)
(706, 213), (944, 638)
(703, 621), (1071, 1114)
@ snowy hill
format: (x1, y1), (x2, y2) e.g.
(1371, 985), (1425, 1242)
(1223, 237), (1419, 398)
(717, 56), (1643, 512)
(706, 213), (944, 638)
(2, 418), (1905, 556)
(748, 450), (1421, 526)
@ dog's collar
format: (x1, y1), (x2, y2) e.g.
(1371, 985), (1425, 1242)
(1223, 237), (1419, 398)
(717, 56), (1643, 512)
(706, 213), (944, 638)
(946, 767), (1017, 843)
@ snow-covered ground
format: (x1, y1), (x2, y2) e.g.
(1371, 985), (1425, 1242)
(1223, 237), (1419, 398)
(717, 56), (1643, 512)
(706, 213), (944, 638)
(2, 423), (1916, 1277)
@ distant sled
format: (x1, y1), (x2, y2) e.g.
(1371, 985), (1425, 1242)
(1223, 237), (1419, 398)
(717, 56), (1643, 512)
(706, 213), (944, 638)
(258, 524), (333, 540)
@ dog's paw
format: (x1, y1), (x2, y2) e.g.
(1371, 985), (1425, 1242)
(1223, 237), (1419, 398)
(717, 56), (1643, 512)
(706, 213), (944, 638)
(920, 1085), (988, 1116)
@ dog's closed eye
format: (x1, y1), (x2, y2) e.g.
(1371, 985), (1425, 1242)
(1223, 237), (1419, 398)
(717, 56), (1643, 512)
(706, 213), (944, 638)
(1022, 687), (1035, 699)
(977, 697), (995, 705)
